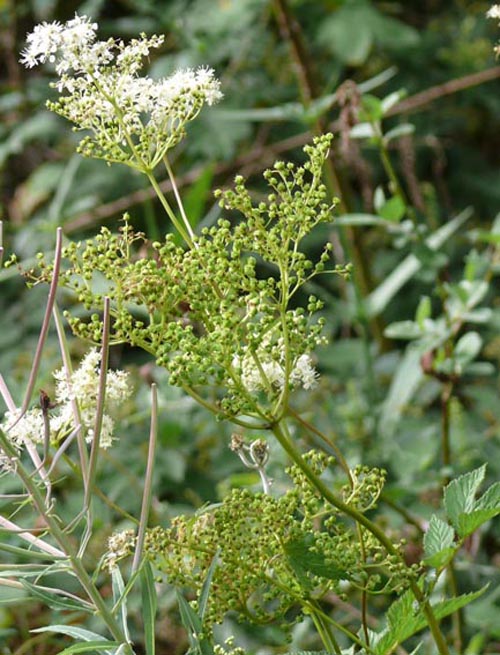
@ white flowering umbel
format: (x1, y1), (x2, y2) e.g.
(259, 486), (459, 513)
(21, 15), (222, 171)
(0, 349), (131, 462)
(487, 5), (500, 55)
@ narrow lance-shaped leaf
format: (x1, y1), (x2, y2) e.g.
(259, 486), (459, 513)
(140, 562), (158, 655)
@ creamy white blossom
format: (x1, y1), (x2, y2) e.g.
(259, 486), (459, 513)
(103, 529), (136, 570)
(1, 408), (46, 446)
(20, 15), (97, 69)
(233, 346), (318, 394)
(487, 5), (500, 19)
(290, 354), (319, 390)
(0, 349), (131, 463)
(20, 15), (222, 169)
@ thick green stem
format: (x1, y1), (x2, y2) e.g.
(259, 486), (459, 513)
(270, 419), (451, 655)
(309, 602), (342, 655)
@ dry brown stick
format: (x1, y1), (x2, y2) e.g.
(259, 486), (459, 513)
(387, 66), (500, 116)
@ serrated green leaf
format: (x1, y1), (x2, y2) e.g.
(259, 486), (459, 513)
(456, 507), (500, 538)
(375, 586), (487, 654)
(475, 482), (500, 511)
(140, 562), (157, 655)
(423, 515), (456, 568)
(444, 465), (486, 531)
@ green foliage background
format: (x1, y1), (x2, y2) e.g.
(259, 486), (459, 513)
(0, 0), (500, 653)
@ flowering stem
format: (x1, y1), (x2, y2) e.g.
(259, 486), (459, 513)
(270, 418), (451, 655)
(132, 383), (158, 574)
(145, 170), (194, 247)
(0, 429), (135, 652)
(308, 602), (342, 655)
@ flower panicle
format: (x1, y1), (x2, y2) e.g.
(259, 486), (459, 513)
(20, 14), (222, 169)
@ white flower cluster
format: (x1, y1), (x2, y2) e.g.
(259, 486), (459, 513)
(20, 15), (222, 169)
(233, 347), (318, 394)
(103, 529), (136, 570)
(488, 5), (500, 55)
(487, 5), (500, 20)
(0, 349), (131, 462)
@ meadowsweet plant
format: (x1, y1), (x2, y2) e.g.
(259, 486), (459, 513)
(1, 12), (500, 655)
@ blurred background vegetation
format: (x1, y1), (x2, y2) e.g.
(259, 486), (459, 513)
(1, 0), (500, 653)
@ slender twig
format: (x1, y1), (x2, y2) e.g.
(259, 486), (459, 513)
(441, 381), (454, 473)
(79, 297), (111, 557)
(52, 303), (89, 481)
(0, 515), (66, 558)
(19, 228), (62, 417)
(0, 374), (16, 412)
(132, 383), (158, 574)
(387, 66), (500, 116)
(163, 155), (196, 242)
(145, 171), (193, 247)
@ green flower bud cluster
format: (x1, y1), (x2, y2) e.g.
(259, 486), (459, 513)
(341, 465), (387, 512)
(144, 450), (414, 630)
(31, 137), (348, 422)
